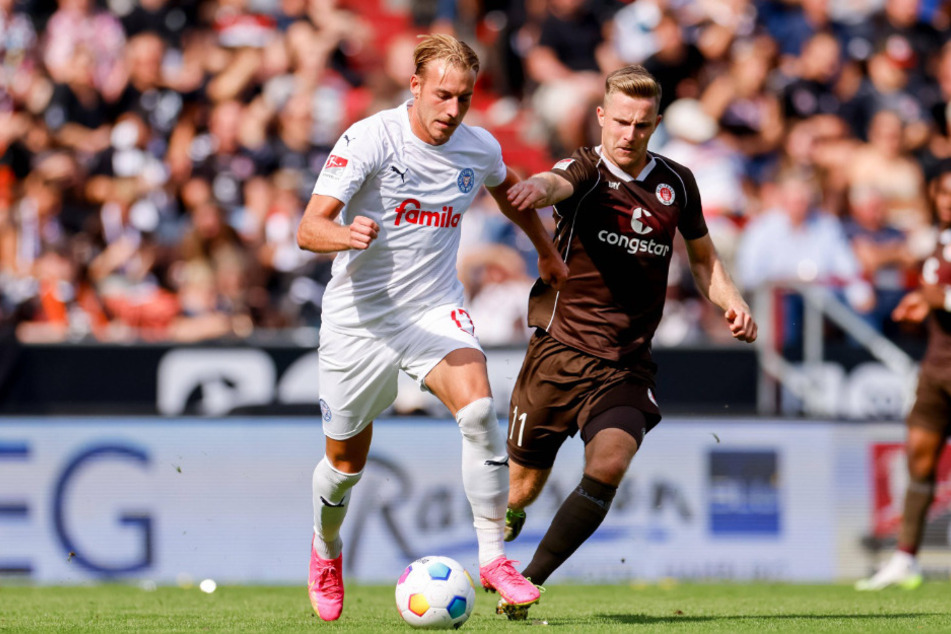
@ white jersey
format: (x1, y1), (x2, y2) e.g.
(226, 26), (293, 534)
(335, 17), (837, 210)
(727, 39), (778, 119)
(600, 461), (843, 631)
(313, 100), (507, 334)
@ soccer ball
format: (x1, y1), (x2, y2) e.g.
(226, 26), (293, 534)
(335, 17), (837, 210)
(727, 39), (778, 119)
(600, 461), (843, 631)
(395, 556), (476, 629)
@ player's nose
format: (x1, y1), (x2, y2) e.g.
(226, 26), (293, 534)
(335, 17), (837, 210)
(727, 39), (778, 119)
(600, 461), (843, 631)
(445, 98), (460, 119)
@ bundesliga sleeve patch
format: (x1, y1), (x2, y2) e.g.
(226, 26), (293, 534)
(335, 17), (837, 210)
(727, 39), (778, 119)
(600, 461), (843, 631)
(552, 158), (575, 171)
(322, 154), (349, 179)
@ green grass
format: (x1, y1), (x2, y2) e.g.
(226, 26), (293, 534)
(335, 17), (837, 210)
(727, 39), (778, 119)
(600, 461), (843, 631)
(1, 582), (950, 632)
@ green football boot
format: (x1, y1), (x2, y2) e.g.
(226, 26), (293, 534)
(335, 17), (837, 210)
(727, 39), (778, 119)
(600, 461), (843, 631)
(504, 507), (526, 542)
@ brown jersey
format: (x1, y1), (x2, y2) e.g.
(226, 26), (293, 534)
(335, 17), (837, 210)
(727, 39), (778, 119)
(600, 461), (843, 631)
(921, 225), (951, 371)
(528, 147), (708, 371)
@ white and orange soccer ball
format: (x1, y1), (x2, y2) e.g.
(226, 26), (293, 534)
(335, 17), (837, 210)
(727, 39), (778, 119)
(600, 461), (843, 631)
(395, 556), (475, 629)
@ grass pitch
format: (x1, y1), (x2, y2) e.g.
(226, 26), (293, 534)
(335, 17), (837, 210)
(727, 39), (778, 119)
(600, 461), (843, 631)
(1, 582), (950, 632)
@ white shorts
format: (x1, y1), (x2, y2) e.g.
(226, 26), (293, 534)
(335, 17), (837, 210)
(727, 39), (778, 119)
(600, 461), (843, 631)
(317, 304), (483, 440)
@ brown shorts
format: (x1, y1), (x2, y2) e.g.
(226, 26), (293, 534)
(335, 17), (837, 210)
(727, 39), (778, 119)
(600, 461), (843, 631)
(907, 366), (951, 438)
(507, 330), (662, 469)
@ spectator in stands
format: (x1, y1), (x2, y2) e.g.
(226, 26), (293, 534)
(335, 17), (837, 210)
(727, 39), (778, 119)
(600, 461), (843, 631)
(735, 169), (874, 347)
(109, 32), (183, 141)
(917, 41), (951, 177)
(781, 31), (845, 121)
(167, 258), (252, 342)
(846, 109), (930, 252)
(458, 244), (534, 346)
(120, 0), (190, 45)
(656, 98), (746, 263)
(759, 0), (848, 60)
(641, 10), (706, 113)
(690, 0), (758, 64)
(605, 0), (662, 66)
(848, 0), (944, 82)
(700, 35), (784, 183)
(44, 46), (112, 155)
(843, 184), (916, 333)
(526, 0), (620, 153)
(841, 40), (931, 149)
(42, 0), (126, 101)
(0, 0), (38, 112)
(14, 245), (109, 342)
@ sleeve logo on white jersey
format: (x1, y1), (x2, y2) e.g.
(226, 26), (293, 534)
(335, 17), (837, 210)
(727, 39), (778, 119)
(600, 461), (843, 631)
(322, 154), (349, 179)
(553, 158), (575, 171)
(457, 168), (475, 193)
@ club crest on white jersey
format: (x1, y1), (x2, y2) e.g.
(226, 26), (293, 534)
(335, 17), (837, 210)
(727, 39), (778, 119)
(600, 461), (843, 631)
(457, 168), (475, 193)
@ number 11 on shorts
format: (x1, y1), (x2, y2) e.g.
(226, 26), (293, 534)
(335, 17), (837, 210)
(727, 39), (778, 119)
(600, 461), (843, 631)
(510, 405), (527, 447)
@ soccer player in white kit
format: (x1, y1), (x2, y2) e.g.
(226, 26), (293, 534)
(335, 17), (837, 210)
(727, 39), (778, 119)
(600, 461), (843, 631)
(296, 34), (568, 621)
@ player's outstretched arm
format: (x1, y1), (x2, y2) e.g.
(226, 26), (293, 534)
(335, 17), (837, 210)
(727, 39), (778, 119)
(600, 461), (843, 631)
(488, 168), (569, 289)
(685, 233), (757, 343)
(297, 194), (379, 253)
(505, 171), (574, 211)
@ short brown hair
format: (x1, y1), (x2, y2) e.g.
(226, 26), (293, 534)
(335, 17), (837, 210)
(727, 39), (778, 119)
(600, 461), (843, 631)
(413, 34), (480, 76)
(604, 65), (662, 105)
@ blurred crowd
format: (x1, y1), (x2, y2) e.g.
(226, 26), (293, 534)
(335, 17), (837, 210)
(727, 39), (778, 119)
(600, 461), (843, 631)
(1, 0), (949, 346)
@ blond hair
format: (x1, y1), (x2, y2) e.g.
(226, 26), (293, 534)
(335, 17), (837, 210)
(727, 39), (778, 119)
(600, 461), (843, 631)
(604, 65), (662, 105)
(413, 34), (480, 76)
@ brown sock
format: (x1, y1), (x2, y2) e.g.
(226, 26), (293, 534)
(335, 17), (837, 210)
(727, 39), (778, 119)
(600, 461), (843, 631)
(897, 477), (935, 555)
(521, 474), (617, 586)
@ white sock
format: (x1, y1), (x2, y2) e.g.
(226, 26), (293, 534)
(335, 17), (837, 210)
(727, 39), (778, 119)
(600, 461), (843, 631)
(312, 456), (363, 560)
(456, 397), (507, 566)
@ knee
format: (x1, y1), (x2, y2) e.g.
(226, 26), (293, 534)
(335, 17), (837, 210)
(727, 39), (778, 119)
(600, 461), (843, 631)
(326, 445), (369, 473)
(906, 437), (940, 481)
(907, 449), (937, 482)
(455, 397), (496, 439)
(585, 457), (629, 487)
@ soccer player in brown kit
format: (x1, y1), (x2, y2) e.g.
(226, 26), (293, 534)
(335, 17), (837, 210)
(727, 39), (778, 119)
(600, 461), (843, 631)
(496, 65), (758, 618)
(856, 159), (951, 591)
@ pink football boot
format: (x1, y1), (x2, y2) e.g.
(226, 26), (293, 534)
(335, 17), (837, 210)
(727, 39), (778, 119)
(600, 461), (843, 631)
(479, 556), (540, 606)
(308, 536), (344, 621)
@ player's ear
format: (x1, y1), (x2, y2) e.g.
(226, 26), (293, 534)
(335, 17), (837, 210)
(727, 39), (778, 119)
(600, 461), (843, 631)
(596, 106), (605, 127)
(410, 74), (421, 100)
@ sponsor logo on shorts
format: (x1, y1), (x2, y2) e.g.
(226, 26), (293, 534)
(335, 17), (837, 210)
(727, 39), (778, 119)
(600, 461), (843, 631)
(655, 183), (675, 206)
(394, 199), (461, 228)
(319, 398), (332, 422)
(597, 230), (670, 257)
(457, 168), (475, 193)
(553, 158), (575, 171)
(450, 308), (476, 337)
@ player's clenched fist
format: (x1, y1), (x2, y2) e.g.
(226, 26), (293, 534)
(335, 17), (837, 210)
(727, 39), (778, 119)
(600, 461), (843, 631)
(349, 216), (379, 250)
(725, 307), (757, 343)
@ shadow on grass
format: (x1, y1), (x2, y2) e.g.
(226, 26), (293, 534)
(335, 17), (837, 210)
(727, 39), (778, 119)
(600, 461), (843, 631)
(595, 612), (942, 625)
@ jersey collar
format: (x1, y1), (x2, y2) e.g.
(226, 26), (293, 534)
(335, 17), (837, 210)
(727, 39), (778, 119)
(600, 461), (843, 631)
(596, 146), (656, 182)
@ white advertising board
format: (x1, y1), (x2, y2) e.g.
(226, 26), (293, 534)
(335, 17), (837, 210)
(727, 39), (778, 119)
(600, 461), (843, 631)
(0, 418), (839, 584)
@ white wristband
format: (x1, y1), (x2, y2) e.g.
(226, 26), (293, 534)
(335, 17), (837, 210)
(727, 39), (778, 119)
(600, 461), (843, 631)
(944, 288), (951, 313)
